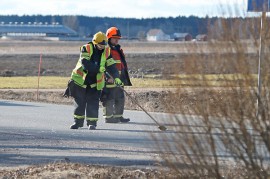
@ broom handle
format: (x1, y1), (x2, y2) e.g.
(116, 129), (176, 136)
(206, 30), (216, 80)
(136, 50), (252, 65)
(105, 72), (162, 126)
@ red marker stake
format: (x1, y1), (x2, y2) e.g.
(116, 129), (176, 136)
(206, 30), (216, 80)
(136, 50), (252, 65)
(37, 54), (42, 101)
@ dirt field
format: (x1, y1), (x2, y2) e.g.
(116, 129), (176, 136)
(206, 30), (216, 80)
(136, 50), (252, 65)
(0, 40), (258, 77)
(0, 41), (185, 77)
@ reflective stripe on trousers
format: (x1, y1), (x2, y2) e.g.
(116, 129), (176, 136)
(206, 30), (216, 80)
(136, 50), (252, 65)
(73, 84), (101, 121)
(102, 87), (125, 119)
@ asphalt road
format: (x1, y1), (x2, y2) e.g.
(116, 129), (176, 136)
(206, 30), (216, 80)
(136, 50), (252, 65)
(0, 100), (171, 168)
(1, 100), (252, 169)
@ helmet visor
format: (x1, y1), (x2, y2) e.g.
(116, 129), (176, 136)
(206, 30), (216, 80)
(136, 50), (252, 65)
(98, 40), (107, 45)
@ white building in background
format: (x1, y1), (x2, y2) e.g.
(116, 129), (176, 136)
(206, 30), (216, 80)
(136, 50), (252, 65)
(0, 22), (78, 40)
(146, 29), (170, 41)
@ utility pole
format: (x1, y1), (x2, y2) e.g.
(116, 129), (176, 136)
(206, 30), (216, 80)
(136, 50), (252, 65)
(257, 11), (266, 117)
(247, 0), (269, 117)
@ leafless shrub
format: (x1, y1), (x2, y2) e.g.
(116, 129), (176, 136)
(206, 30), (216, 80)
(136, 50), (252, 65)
(154, 10), (270, 178)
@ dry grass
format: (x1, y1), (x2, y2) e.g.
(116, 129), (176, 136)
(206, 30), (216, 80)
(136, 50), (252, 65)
(0, 162), (180, 179)
(0, 76), (173, 89)
(0, 76), (69, 89)
(0, 74), (262, 89)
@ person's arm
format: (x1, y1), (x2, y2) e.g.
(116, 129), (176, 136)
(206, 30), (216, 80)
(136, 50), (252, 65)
(118, 47), (132, 86)
(81, 59), (99, 74)
(80, 45), (99, 74)
(105, 55), (119, 79)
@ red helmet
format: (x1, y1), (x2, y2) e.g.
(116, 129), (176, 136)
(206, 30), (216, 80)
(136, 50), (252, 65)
(106, 27), (121, 39)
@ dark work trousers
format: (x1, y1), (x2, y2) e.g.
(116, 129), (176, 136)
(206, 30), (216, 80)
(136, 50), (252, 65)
(73, 84), (101, 122)
(102, 87), (125, 119)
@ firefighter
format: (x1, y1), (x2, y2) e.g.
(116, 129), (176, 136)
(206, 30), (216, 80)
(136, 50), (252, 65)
(101, 27), (132, 123)
(68, 31), (121, 130)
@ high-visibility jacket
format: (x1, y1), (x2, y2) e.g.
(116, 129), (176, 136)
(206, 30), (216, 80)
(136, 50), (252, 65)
(106, 44), (132, 88)
(110, 48), (124, 73)
(71, 43), (115, 90)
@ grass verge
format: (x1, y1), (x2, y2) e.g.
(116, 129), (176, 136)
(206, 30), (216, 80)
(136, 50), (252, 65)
(0, 74), (260, 89)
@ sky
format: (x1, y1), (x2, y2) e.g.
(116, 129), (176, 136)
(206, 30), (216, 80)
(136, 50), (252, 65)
(0, 0), (253, 18)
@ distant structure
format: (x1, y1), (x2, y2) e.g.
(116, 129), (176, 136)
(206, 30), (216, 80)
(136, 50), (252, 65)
(173, 33), (192, 41)
(0, 22), (78, 40)
(196, 34), (207, 41)
(146, 29), (170, 41)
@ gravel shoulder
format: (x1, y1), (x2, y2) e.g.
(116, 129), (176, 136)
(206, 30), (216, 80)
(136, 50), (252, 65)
(0, 88), (171, 113)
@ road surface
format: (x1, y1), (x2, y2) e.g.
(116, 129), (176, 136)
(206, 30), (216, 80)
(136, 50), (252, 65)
(1, 100), (249, 169)
(0, 100), (171, 168)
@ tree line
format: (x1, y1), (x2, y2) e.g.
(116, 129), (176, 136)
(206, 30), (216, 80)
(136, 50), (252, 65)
(0, 15), (257, 39)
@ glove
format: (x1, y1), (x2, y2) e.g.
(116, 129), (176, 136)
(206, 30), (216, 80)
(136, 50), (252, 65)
(114, 78), (123, 86)
(63, 87), (70, 98)
(62, 80), (75, 98)
(99, 66), (105, 73)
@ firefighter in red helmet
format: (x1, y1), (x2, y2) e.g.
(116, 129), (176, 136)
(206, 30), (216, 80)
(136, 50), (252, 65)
(101, 27), (132, 123)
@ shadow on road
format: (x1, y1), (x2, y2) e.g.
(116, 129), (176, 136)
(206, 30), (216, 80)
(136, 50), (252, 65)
(0, 100), (41, 107)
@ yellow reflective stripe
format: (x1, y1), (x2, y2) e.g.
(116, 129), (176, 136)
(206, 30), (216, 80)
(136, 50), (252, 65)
(74, 115), (85, 119)
(114, 59), (121, 64)
(86, 117), (98, 121)
(100, 47), (108, 68)
(90, 83), (97, 88)
(104, 115), (113, 118)
(113, 114), (122, 118)
(106, 83), (123, 88)
(80, 52), (91, 60)
(73, 80), (87, 88)
(103, 107), (114, 118)
(106, 58), (116, 66)
(96, 72), (105, 90)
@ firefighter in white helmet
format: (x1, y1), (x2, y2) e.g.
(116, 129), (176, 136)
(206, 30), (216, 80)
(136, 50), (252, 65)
(65, 31), (122, 130)
(100, 27), (132, 123)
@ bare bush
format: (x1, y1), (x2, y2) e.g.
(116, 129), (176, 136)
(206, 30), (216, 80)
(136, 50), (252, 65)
(154, 11), (270, 178)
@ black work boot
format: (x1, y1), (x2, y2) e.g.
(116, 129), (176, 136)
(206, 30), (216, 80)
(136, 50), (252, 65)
(87, 121), (97, 130)
(118, 117), (130, 123)
(70, 119), (84, 129)
(105, 118), (120, 123)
